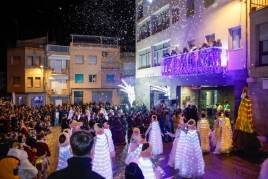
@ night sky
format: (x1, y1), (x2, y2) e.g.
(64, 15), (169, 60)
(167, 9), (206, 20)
(1, 0), (135, 72)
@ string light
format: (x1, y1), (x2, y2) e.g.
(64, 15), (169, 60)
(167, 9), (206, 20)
(104, 128), (115, 158)
(138, 157), (157, 179)
(148, 121), (163, 155)
(161, 47), (227, 76)
(92, 133), (113, 179)
(197, 118), (210, 153)
(125, 144), (143, 165)
(56, 145), (72, 171)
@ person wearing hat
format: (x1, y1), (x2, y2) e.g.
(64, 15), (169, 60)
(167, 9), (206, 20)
(103, 120), (115, 158)
(56, 129), (72, 171)
(145, 115), (163, 155)
(197, 111), (211, 153)
(91, 123), (113, 179)
(125, 134), (146, 165)
(127, 127), (140, 153)
(178, 119), (205, 179)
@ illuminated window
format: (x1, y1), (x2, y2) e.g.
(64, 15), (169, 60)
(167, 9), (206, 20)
(75, 74), (84, 83)
(35, 77), (41, 88)
(27, 77), (33, 88)
(89, 74), (96, 83)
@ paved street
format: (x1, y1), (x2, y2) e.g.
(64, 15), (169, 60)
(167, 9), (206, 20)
(46, 126), (266, 179)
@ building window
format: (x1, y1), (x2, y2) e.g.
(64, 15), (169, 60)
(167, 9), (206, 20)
(204, 0), (214, 8)
(89, 74), (96, 83)
(35, 77), (41, 88)
(106, 74), (115, 83)
(12, 56), (21, 66)
(205, 34), (215, 44)
(13, 77), (21, 87)
(88, 56), (97, 64)
(259, 23), (268, 65)
(34, 56), (41, 67)
(27, 56), (33, 66)
(172, 7), (179, 24)
(26, 77), (33, 88)
(139, 48), (151, 68)
(75, 55), (84, 64)
(74, 91), (83, 104)
(137, 3), (143, 21)
(138, 20), (151, 41)
(186, 0), (195, 17)
(107, 57), (115, 63)
(229, 27), (241, 50)
(75, 74), (84, 83)
(154, 42), (170, 66)
(152, 8), (170, 34)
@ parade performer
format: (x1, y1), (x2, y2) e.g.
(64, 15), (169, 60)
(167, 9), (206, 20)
(233, 87), (261, 152)
(197, 111), (211, 153)
(103, 120), (115, 158)
(128, 127), (140, 153)
(212, 111), (232, 154)
(138, 142), (166, 179)
(145, 115), (163, 155)
(92, 123), (113, 179)
(56, 129), (72, 170)
(166, 117), (187, 167)
(125, 134), (146, 165)
(178, 119), (205, 178)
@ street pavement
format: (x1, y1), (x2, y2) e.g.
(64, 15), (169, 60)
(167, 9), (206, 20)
(46, 126), (267, 179)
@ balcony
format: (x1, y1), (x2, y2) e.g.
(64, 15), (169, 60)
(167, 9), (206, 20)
(101, 62), (120, 69)
(161, 47), (228, 76)
(250, 0), (268, 12)
(71, 35), (119, 48)
(47, 45), (69, 52)
(50, 69), (69, 75)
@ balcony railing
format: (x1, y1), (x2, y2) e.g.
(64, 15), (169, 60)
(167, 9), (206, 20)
(161, 47), (228, 76)
(47, 45), (69, 52)
(101, 62), (120, 69)
(71, 35), (119, 48)
(250, 0), (268, 12)
(50, 69), (69, 75)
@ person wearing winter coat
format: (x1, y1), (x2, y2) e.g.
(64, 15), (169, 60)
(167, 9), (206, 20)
(7, 142), (38, 179)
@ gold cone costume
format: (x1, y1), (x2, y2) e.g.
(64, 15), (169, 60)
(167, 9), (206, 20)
(197, 118), (210, 153)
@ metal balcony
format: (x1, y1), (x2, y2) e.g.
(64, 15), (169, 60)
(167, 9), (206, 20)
(161, 47), (228, 76)
(71, 35), (119, 48)
(250, 0), (268, 12)
(47, 45), (69, 52)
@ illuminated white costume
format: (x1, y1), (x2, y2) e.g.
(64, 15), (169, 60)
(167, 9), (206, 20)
(125, 134), (146, 165)
(56, 129), (72, 170)
(178, 120), (205, 178)
(145, 115), (163, 155)
(103, 121), (115, 158)
(127, 127), (140, 153)
(92, 123), (113, 179)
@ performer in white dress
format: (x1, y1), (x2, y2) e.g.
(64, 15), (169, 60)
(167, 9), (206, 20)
(128, 127), (140, 153)
(91, 123), (113, 179)
(125, 134), (146, 165)
(145, 115), (163, 155)
(103, 120), (115, 158)
(56, 129), (72, 170)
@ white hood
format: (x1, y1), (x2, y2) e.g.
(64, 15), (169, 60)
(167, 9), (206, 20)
(8, 148), (28, 161)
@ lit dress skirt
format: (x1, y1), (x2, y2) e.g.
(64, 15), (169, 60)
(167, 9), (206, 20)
(56, 145), (72, 170)
(168, 129), (182, 167)
(138, 157), (157, 179)
(149, 122), (163, 155)
(179, 130), (205, 178)
(92, 133), (113, 179)
(174, 130), (187, 170)
(104, 129), (115, 158)
(125, 144), (143, 165)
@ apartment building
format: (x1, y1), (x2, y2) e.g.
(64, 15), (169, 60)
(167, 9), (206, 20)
(69, 35), (121, 104)
(135, 0), (250, 119)
(0, 71), (7, 91)
(46, 45), (70, 106)
(248, 2), (268, 136)
(7, 37), (46, 107)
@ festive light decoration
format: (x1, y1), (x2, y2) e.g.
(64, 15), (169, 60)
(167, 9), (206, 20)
(118, 79), (135, 107)
(161, 47), (228, 76)
(125, 144), (143, 165)
(150, 86), (170, 98)
(197, 118), (211, 153)
(138, 157), (157, 179)
(145, 121), (163, 155)
(56, 145), (72, 171)
(176, 130), (205, 178)
(92, 133), (113, 179)
(104, 128), (115, 158)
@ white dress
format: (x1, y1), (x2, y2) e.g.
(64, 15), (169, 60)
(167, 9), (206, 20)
(168, 126), (184, 167)
(56, 145), (72, 170)
(125, 144), (143, 165)
(127, 135), (139, 153)
(147, 122), (163, 155)
(138, 157), (156, 179)
(92, 133), (113, 179)
(104, 128), (115, 158)
(179, 130), (205, 179)
(174, 129), (187, 170)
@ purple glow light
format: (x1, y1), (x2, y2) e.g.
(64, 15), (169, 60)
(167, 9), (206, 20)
(161, 47), (228, 76)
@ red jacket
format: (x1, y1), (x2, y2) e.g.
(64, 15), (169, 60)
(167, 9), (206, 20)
(31, 141), (51, 157)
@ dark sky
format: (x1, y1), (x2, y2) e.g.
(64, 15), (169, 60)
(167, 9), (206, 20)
(1, 0), (135, 72)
